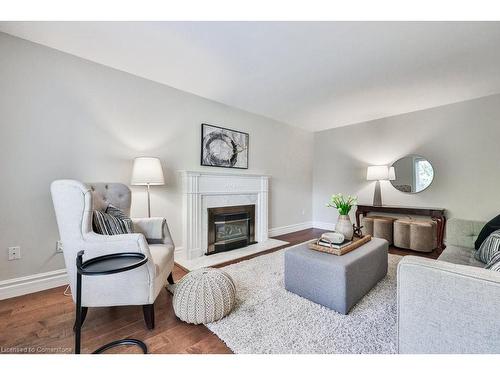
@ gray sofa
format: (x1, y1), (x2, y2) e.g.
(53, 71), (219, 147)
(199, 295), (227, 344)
(397, 218), (500, 353)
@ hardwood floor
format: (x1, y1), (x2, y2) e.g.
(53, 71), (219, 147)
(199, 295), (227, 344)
(0, 228), (438, 354)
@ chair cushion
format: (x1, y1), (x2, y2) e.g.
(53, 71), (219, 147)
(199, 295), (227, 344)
(149, 244), (175, 275)
(474, 214), (500, 250)
(438, 245), (485, 268)
(92, 205), (134, 235)
(475, 229), (500, 263)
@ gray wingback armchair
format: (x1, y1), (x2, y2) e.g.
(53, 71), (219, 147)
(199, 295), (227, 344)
(51, 180), (175, 330)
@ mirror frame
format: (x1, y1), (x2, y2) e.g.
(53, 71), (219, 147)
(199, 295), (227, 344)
(390, 154), (434, 194)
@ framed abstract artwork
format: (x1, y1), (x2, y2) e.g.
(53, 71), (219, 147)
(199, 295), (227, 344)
(201, 123), (249, 169)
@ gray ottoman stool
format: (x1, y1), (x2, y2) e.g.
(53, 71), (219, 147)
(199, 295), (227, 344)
(362, 216), (396, 245)
(284, 238), (388, 314)
(394, 219), (412, 249)
(409, 221), (437, 252)
(393, 219), (437, 252)
(361, 216), (374, 236)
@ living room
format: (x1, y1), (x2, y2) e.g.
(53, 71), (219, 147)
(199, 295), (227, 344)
(1, 1), (499, 371)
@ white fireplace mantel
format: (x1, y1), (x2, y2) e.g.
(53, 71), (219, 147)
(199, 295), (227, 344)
(180, 170), (270, 261)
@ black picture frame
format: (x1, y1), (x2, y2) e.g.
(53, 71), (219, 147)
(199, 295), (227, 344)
(200, 123), (249, 169)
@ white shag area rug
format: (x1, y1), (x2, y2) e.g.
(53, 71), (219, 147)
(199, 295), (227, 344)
(205, 244), (402, 354)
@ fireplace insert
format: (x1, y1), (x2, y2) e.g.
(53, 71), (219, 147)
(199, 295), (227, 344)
(207, 205), (255, 255)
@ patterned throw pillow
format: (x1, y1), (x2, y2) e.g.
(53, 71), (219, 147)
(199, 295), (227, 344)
(485, 251), (500, 272)
(475, 214), (500, 250)
(475, 229), (500, 263)
(93, 205), (134, 235)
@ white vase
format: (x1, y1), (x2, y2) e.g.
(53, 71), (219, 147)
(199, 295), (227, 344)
(335, 215), (353, 240)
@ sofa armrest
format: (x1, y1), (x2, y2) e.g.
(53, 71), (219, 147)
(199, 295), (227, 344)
(131, 217), (175, 248)
(397, 256), (500, 354)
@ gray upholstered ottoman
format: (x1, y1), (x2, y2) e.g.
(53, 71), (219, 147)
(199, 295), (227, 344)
(284, 237), (388, 314)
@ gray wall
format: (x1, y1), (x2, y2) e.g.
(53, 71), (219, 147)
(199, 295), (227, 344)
(313, 93), (500, 226)
(3, 29), (500, 283)
(0, 33), (313, 281)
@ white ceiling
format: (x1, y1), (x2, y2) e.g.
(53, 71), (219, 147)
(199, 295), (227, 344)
(2, 21), (500, 131)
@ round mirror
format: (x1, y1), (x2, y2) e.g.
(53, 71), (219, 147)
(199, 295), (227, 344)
(390, 155), (434, 193)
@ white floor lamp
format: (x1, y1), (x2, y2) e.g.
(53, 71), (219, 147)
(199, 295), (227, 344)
(131, 157), (165, 217)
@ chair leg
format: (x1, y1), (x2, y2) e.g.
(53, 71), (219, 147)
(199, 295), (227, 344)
(167, 272), (174, 285)
(73, 306), (88, 332)
(142, 304), (155, 330)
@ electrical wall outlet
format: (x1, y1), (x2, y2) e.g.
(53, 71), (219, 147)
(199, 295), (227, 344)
(8, 246), (21, 261)
(56, 241), (63, 253)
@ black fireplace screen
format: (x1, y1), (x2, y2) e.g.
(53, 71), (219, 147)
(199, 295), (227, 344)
(207, 205), (255, 255)
(215, 212), (249, 246)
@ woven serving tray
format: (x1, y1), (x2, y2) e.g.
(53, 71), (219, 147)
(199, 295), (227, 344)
(308, 234), (372, 256)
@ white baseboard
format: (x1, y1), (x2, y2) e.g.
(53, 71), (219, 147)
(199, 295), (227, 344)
(268, 221), (313, 237)
(0, 269), (68, 300)
(312, 221), (336, 230)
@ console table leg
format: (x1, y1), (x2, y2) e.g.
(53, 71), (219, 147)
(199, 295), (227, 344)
(433, 216), (446, 252)
(355, 209), (362, 228)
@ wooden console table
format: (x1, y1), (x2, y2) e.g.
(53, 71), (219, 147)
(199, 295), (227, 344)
(355, 204), (446, 251)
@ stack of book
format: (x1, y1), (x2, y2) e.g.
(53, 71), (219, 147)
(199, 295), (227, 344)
(317, 232), (352, 250)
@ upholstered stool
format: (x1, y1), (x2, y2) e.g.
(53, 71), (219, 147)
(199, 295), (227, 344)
(374, 217), (396, 245)
(410, 221), (437, 252)
(362, 216), (396, 245)
(285, 238), (388, 314)
(394, 219), (412, 249)
(393, 219), (437, 252)
(361, 217), (374, 236)
(172, 268), (236, 324)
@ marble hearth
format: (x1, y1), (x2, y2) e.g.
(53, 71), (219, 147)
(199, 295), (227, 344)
(176, 170), (288, 270)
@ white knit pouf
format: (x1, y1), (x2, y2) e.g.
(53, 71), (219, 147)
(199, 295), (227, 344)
(172, 268), (236, 324)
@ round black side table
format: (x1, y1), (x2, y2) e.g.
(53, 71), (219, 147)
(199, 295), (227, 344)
(75, 250), (149, 354)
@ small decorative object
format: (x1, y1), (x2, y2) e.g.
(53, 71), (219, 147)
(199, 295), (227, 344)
(321, 232), (345, 244)
(336, 215), (354, 241)
(131, 157), (165, 217)
(353, 224), (363, 238)
(173, 268), (236, 324)
(201, 123), (249, 169)
(327, 193), (357, 240)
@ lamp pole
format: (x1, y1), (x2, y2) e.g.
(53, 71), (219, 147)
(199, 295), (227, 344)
(147, 183), (151, 218)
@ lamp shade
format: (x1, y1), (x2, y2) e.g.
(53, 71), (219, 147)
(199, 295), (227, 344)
(131, 157), (165, 185)
(366, 165), (389, 181)
(388, 166), (396, 181)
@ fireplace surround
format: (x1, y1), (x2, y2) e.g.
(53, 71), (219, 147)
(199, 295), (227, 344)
(180, 170), (269, 260)
(178, 171), (288, 270)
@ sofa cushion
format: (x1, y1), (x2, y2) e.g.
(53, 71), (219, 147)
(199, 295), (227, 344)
(446, 218), (485, 249)
(474, 214), (500, 250)
(438, 245), (485, 268)
(475, 229), (500, 263)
